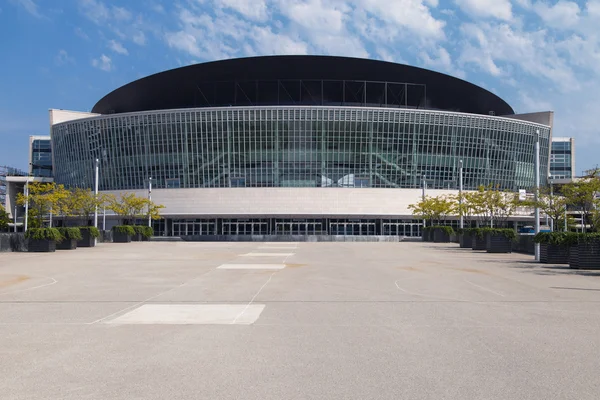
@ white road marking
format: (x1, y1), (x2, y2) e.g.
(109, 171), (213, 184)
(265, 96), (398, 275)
(107, 304), (266, 325)
(89, 268), (216, 324)
(394, 280), (465, 302)
(241, 252), (294, 257)
(231, 272), (276, 324)
(464, 279), (506, 297)
(217, 264), (286, 270)
(0, 277), (58, 297)
(258, 246), (297, 250)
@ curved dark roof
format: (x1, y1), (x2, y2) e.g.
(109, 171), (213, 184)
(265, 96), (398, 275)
(92, 56), (514, 116)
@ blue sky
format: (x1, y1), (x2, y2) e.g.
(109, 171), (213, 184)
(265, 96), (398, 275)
(0, 0), (599, 173)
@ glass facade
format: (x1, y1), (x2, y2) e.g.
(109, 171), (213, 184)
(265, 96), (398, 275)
(30, 138), (53, 177)
(550, 139), (574, 179)
(51, 106), (551, 191)
(0, 165), (26, 206)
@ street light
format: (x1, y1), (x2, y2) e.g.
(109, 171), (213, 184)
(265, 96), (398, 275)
(148, 176), (152, 228)
(459, 160), (464, 229)
(93, 159), (99, 229)
(534, 130), (541, 262)
(421, 174), (427, 229)
(24, 178), (29, 232)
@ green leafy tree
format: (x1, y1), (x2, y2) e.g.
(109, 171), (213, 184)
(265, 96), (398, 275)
(0, 203), (9, 231)
(16, 182), (62, 228)
(465, 185), (518, 228)
(523, 186), (569, 231)
(561, 171), (600, 232)
(408, 195), (457, 226)
(107, 193), (164, 224)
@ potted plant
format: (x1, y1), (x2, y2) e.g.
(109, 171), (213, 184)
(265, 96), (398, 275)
(56, 227), (83, 250)
(471, 228), (487, 250)
(421, 226), (433, 242)
(432, 226), (453, 243)
(78, 226), (100, 247)
(112, 225), (135, 243)
(458, 228), (473, 248)
(575, 233), (600, 269)
(140, 226), (153, 241)
(485, 228), (516, 253)
(25, 228), (62, 252)
(132, 226), (145, 242)
(534, 232), (569, 264)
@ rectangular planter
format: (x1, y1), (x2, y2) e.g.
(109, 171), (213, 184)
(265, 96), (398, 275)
(486, 234), (513, 253)
(575, 240), (600, 269)
(131, 233), (143, 242)
(539, 243), (569, 264)
(77, 229), (96, 248)
(471, 235), (487, 250)
(56, 239), (78, 250)
(433, 229), (451, 243)
(28, 239), (56, 252)
(422, 230), (433, 242)
(459, 233), (472, 248)
(113, 231), (132, 243)
(569, 245), (579, 269)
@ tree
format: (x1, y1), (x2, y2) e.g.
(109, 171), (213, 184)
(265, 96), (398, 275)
(408, 195), (457, 226)
(524, 186), (569, 231)
(0, 203), (9, 231)
(561, 172), (600, 232)
(464, 185), (518, 228)
(107, 193), (164, 225)
(53, 185), (77, 226)
(67, 188), (109, 226)
(16, 182), (62, 228)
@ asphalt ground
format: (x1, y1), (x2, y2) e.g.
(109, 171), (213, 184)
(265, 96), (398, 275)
(1, 241), (600, 399)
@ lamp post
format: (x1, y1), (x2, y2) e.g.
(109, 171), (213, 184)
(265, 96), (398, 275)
(94, 159), (99, 229)
(459, 160), (464, 229)
(24, 178), (29, 232)
(534, 130), (541, 262)
(13, 205), (17, 232)
(421, 174), (427, 229)
(148, 176), (152, 228)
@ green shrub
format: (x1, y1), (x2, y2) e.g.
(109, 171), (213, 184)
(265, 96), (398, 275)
(533, 232), (577, 246)
(132, 225), (153, 238)
(25, 228), (63, 242)
(57, 227), (83, 241)
(80, 226), (100, 238)
(112, 225), (135, 236)
(576, 232), (600, 243)
(484, 228), (516, 240)
(141, 226), (153, 238)
(470, 228), (485, 239)
(431, 225), (454, 235)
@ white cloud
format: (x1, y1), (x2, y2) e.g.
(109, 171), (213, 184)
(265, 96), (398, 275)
(420, 46), (466, 78)
(533, 1), (580, 28)
(74, 27), (89, 40)
(10, 0), (42, 18)
(91, 54), (112, 71)
(248, 26), (309, 55)
(108, 40), (128, 55)
(356, 0), (446, 41)
(54, 49), (74, 66)
(133, 31), (146, 46)
(217, 0), (268, 21)
(112, 6), (131, 21)
(458, 22), (578, 91)
(78, 0), (110, 24)
(454, 0), (512, 20)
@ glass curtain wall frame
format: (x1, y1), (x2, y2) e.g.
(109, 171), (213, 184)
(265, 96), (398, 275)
(51, 106), (551, 191)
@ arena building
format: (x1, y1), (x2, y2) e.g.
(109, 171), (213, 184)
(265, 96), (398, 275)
(49, 56), (552, 238)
